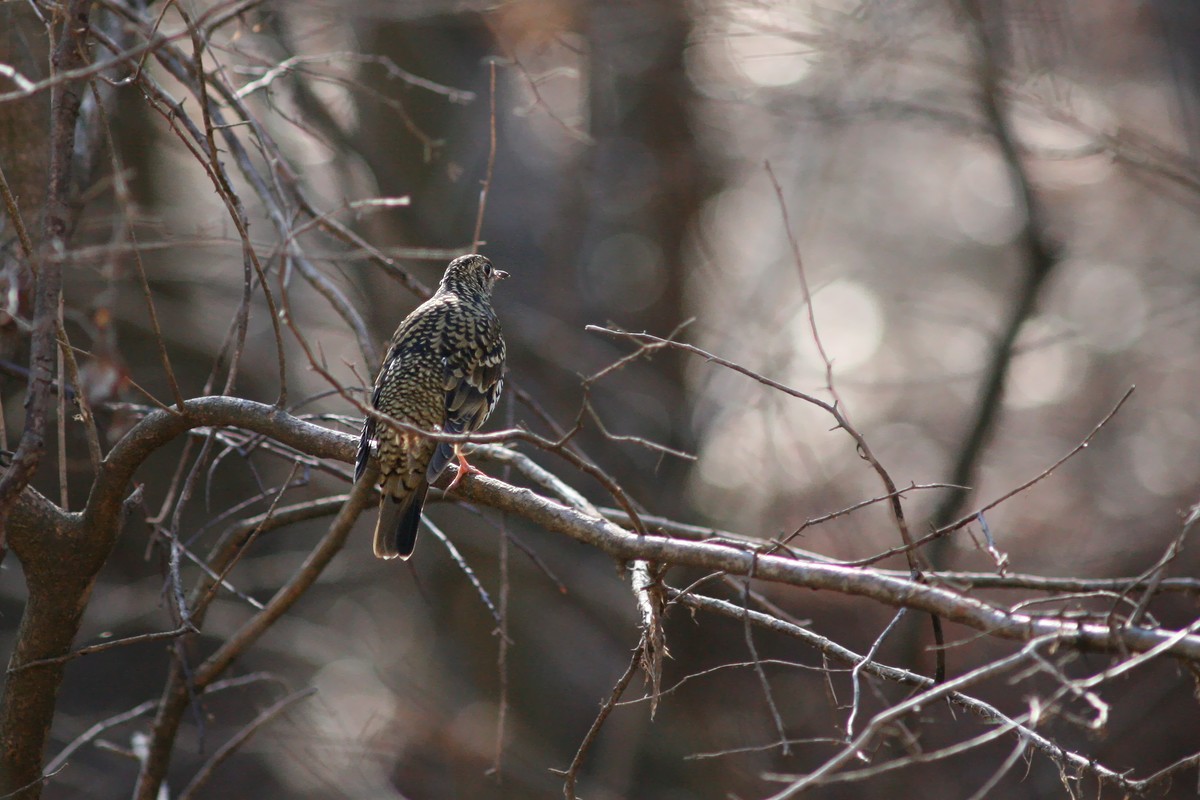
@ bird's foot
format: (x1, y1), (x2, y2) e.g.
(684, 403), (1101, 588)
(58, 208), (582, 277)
(446, 450), (487, 492)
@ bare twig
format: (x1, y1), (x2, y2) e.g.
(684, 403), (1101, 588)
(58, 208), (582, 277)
(8, 627), (191, 674)
(43, 700), (159, 776)
(963, 735), (1029, 800)
(764, 163), (921, 570)
(487, 432), (514, 782)
(56, 315), (102, 472)
(846, 608), (907, 739)
(928, 0), (1064, 543)
(670, 590), (1135, 789)
(473, 60), (497, 251)
(762, 637), (1056, 798)
(1124, 499), (1200, 627)
(422, 516), (501, 626)
(176, 687), (316, 800)
(742, 564), (790, 754)
(134, 464), (374, 800)
(557, 648), (641, 800)
(234, 52), (476, 102)
(126, 210), (186, 410)
(588, 321), (946, 676)
(506, 50), (594, 144)
(851, 386), (1135, 567)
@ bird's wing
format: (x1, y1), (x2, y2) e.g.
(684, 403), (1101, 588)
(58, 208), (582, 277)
(354, 378), (384, 484)
(426, 315), (505, 482)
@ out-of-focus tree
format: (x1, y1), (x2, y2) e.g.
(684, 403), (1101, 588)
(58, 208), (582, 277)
(2, 2), (1200, 800)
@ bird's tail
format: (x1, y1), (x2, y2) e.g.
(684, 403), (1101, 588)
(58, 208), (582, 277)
(372, 474), (428, 560)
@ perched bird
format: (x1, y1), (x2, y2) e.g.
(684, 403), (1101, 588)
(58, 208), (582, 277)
(355, 254), (508, 560)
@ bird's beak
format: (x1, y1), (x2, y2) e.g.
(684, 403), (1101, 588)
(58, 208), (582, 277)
(494, 269), (510, 281)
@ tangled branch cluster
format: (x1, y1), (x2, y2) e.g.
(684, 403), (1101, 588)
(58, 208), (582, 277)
(2, 3), (1200, 800)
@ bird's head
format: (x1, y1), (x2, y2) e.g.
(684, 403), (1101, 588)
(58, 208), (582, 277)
(440, 254), (508, 298)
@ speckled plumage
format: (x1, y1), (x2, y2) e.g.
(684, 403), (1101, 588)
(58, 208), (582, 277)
(356, 254), (507, 559)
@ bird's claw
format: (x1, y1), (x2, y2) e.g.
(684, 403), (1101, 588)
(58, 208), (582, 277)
(446, 450), (486, 492)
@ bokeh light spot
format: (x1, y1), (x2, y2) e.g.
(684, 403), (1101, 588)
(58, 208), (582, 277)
(1007, 315), (1083, 409)
(797, 279), (884, 371)
(949, 152), (1024, 246)
(1061, 261), (1147, 353)
(584, 232), (667, 312)
(725, 21), (815, 88)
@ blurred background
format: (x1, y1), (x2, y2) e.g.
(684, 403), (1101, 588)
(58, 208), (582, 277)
(3, 1), (1200, 798)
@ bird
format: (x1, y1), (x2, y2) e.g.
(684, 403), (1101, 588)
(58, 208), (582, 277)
(355, 254), (508, 560)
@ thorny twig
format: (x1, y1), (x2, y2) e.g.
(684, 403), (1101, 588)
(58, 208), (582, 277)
(849, 386), (1135, 567)
(670, 590), (1143, 791)
(556, 648), (641, 800)
(762, 637), (1059, 799)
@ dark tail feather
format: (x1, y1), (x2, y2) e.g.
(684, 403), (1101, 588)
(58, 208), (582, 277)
(427, 441), (456, 483)
(426, 417), (468, 483)
(373, 477), (428, 560)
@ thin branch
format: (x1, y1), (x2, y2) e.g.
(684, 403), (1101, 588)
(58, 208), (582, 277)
(1124, 500), (1199, 627)
(846, 608), (907, 738)
(184, 461), (304, 614)
(422, 516), (501, 626)
(487, 438), (513, 781)
(963, 735), (1029, 800)
(670, 590), (1134, 789)
(472, 59), (497, 251)
(557, 648), (641, 800)
(448, 470), (1200, 662)
(43, 700), (159, 776)
(126, 211), (186, 410)
(56, 297), (67, 508)
(8, 627), (191, 674)
(30, 396), (1196, 670)
(928, 0), (1065, 543)
(762, 638), (1055, 799)
(176, 687), (316, 800)
(764, 162), (921, 571)
(234, 52), (476, 102)
(506, 50), (594, 144)
(851, 386), (1134, 567)
(134, 471), (374, 800)
(784, 717), (1024, 790)
(56, 316), (102, 472)
(742, 563), (790, 754)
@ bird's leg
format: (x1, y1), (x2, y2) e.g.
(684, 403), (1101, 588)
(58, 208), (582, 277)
(446, 444), (487, 492)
